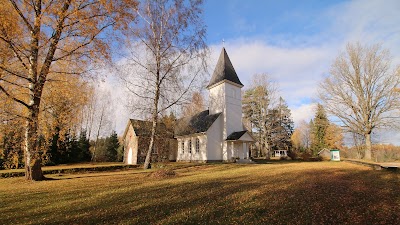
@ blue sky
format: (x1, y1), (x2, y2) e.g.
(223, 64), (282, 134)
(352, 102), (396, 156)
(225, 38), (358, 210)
(204, 0), (343, 45)
(107, 0), (400, 144)
(203, 0), (400, 144)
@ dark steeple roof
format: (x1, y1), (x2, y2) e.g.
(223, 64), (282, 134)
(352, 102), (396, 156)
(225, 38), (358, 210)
(175, 110), (221, 136)
(207, 48), (243, 89)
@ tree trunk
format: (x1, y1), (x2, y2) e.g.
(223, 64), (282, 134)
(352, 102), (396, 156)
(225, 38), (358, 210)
(143, 118), (157, 169)
(24, 108), (44, 181)
(143, 79), (160, 169)
(364, 132), (372, 160)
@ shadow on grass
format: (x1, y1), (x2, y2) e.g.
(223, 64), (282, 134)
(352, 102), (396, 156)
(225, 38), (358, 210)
(2, 163), (399, 224)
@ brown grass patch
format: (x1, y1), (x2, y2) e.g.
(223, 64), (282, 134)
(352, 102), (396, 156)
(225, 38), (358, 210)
(0, 162), (399, 224)
(150, 168), (177, 178)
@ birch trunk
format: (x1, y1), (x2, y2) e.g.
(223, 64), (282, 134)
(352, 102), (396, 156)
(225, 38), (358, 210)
(364, 133), (372, 160)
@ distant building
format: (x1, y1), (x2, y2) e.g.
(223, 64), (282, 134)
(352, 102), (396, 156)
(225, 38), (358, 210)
(123, 119), (177, 165)
(272, 150), (288, 158)
(174, 48), (255, 162)
(318, 148), (331, 160)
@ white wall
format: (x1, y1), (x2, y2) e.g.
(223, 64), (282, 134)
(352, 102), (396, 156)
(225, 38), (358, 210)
(177, 135), (208, 161)
(124, 124), (139, 165)
(209, 82), (243, 135)
(206, 115), (223, 160)
(209, 83), (225, 114)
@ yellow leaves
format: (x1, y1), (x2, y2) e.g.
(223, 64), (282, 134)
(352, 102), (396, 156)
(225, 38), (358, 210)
(324, 123), (344, 149)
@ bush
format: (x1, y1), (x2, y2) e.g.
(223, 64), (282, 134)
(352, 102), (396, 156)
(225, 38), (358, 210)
(300, 152), (312, 161)
(287, 151), (298, 160)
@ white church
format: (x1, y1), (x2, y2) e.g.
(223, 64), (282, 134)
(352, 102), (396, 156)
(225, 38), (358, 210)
(175, 48), (255, 162)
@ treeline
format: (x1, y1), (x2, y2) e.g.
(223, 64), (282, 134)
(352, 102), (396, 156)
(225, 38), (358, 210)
(0, 123), (121, 169)
(342, 144), (400, 162)
(291, 104), (343, 156)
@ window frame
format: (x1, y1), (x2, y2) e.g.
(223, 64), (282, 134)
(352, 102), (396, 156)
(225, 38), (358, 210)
(189, 139), (192, 154)
(195, 138), (200, 153)
(181, 141), (185, 154)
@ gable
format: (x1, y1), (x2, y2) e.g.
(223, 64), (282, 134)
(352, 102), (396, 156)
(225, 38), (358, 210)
(226, 130), (255, 142)
(238, 132), (254, 142)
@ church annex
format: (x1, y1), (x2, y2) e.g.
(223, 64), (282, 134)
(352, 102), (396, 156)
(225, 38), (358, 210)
(175, 48), (255, 162)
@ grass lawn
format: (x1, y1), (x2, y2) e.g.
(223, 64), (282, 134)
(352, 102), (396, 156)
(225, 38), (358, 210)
(0, 162), (399, 224)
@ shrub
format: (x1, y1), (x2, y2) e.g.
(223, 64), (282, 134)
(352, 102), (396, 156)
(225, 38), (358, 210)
(287, 151), (298, 160)
(300, 152), (312, 161)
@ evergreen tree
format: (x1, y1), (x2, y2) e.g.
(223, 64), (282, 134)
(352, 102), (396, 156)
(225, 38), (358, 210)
(76, 130), (91, 162)
(105, 131), (119, 162)
(94, 131), (120, 162)
(267, 97), (294, 151)
(311, 104), (329, 155)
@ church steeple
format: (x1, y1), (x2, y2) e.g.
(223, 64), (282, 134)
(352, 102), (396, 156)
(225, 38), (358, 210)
(207, 48), (243, 89)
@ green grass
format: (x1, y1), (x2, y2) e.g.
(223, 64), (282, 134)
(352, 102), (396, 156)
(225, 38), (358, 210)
(0, 162), (399, 224)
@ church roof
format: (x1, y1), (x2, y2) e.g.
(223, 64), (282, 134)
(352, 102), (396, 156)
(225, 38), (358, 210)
(207, 48), (243, 89)
(226, 130), (249, 140)
(123, 119), (172, 139)
(175, 110), (221, 136)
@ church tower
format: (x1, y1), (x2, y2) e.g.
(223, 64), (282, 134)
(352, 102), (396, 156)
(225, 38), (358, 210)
(207, 48), (244, 142)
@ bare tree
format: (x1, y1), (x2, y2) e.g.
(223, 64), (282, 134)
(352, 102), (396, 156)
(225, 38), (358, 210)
(118, 0), (208, 169)
(243, 73), (278, 158)
(182, 91), (205, 117)
(90, 90), (113, 161)
(0, 0), (137, 180)
(319, 43), (400, 160)
(291, 120), (312, 152)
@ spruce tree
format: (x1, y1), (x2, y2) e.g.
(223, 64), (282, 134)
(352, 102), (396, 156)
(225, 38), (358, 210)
(105, 131), (119, 162)
(311, 104), (329, 155)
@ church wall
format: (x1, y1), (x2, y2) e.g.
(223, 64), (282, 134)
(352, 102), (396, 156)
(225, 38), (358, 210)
(176, 135), (207, 162)
(209, 83), (225, 114)
(136, 136), (175, 163)
(206, 115), (223, 160)
(124, 124), (138, 165)
(224, 82), (243, 138)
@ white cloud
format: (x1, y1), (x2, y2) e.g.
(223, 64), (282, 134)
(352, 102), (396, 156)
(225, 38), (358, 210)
(107, 0), (400, 144)
(291, 103), (317, 127)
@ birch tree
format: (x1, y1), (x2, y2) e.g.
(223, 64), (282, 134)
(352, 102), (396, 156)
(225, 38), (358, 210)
(0, 0), (137, 180)
(118, 0), (208, 169)
(319, 43), (400, 160)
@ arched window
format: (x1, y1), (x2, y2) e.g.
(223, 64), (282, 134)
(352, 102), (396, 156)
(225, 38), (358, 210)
(181, 141), (185, 154)
(195, 138), (200, 153)
(189, 139), (192, 154)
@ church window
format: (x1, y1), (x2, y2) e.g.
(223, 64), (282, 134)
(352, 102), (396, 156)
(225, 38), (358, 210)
(195, 138), (200, 153)
(189, 139), (192, 154)
(181, 141), (184, 154)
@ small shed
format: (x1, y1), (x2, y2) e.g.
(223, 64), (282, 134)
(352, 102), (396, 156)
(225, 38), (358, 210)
(318, 148), (331, 160)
